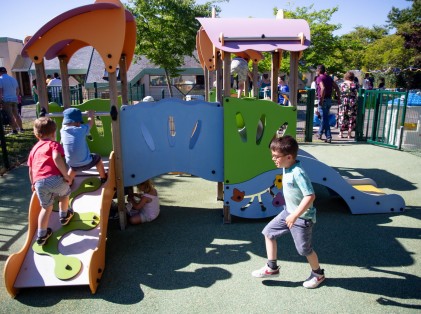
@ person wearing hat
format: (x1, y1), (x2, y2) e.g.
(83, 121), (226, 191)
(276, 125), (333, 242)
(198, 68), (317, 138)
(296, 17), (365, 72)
(0, 67), (24, 134)
(60, 108), (107, 185)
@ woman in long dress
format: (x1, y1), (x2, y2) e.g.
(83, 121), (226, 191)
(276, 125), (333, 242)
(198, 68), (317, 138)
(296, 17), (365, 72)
(338, 71), (359, 139)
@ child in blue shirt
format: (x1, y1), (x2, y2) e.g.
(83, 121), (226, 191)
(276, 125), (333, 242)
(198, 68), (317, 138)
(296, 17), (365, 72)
(252, 135), (325, 289)
(60, 108), (107, 185)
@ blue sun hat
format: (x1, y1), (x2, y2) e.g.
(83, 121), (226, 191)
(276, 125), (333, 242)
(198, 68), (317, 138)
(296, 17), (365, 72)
(63, 108), (83, 124)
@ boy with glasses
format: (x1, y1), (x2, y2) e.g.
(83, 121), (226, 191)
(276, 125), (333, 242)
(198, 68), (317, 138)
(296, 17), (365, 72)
(252, 135), (325, 289)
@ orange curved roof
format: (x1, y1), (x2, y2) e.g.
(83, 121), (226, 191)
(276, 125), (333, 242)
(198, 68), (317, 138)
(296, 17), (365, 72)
(22, 0), (136, 73)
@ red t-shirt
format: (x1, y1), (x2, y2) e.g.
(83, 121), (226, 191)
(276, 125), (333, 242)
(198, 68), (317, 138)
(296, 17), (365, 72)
(28, 140), (65, 184)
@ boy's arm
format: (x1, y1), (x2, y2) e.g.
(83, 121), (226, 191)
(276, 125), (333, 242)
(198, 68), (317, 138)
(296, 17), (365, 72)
(87, 110), (95, 128)
(318, 81), (325, 104)
(52, 150), (71, 183)
(285, 194), (316, 228)
(131, 196), (151, 210)
(28, 167), (35, 191)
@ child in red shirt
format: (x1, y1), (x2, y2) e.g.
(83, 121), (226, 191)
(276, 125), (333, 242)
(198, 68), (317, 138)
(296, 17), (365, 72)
(28, 117), (73, 245)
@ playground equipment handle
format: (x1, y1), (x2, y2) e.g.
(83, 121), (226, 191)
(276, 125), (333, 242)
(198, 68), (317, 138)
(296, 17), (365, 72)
(46, 111), (110, 118)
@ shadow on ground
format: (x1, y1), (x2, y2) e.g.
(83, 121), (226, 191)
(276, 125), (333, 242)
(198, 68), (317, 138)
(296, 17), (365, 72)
(3, 170), (420, 310)
(14, 199), (421, 307)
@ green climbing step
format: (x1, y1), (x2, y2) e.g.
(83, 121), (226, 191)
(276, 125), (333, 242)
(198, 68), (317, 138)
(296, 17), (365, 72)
(32, 211), (100, 280)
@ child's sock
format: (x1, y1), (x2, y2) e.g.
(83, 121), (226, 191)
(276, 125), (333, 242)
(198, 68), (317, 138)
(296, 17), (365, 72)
(267, 260), (278, 270)
(37, 229), (47, 238)
(313, 267), (324, 275)
(59, 209), (68, 218)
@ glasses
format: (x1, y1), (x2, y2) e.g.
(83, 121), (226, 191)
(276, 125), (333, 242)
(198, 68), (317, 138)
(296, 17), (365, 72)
(272, 154), (288, 159)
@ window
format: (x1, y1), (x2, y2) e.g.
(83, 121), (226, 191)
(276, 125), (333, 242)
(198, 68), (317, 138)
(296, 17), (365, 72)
(150, 75), (167, 86)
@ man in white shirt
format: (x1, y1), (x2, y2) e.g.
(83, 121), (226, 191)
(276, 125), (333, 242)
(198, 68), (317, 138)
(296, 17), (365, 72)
(47, 72), (62, 104)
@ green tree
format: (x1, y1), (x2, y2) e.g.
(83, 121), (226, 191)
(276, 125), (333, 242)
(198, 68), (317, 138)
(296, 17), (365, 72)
(363, 34), (411, 71)
(387, 0), (421, 67)
(339, 26), (389, 72)
(387, 0), (421, 29)
(272, 4), (342, 76)
(126, 0), (224, 96)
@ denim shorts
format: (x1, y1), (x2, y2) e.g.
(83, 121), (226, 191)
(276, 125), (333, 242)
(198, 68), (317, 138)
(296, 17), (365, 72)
(70, 153), (101, 172)
(262, 209), (314, 256)
(34, 175), (71, 208)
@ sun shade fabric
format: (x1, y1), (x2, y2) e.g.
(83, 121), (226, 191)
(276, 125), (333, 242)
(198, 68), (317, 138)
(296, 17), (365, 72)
(196, 18), (311, 53)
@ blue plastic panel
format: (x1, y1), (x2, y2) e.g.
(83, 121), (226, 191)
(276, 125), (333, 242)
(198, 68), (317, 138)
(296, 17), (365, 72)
(120, 98), (224, 186)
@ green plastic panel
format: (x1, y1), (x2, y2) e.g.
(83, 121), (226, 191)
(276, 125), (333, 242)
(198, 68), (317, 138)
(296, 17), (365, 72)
(41, 97), (122, 157)
(223, 97), (297, 184)
(32, 211), (100, 280)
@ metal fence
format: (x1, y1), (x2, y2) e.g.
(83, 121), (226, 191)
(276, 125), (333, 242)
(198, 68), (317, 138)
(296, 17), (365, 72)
(360, 90), (421, 155)
(49, 84), (147, 105)
(1, 89), (420, 174)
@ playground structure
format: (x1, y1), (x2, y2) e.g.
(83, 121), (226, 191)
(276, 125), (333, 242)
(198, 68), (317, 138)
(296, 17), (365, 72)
(3, 0), (405, 297)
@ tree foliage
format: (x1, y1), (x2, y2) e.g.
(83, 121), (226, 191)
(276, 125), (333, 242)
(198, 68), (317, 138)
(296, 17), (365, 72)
(125, 0), (223, 96)
(363, 35), (411, 70)
(272, 5), (342, 76)
(387, 0), (421, 29)
(388, 0), (421, 67)
(339, 26), (389, 72)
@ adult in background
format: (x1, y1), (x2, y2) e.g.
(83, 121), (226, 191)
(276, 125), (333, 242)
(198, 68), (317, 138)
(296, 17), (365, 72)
(338, 71), (359, 139)
(0, 67), (24, 134)
(277, 76), (290, 105)
(45, 74), (52, 85)
(378, 78), (385, 90)
(230, 57), (251, 98)
(362, 73), (372, 90)
(259, 73), (271, 99)
(32, 79), (39, 104)
(47, 72), (62, 104)
(315, 65), (340, 143)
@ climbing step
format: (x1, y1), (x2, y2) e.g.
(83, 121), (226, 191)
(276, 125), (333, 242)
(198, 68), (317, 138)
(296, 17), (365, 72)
(32, 212), (100, 280)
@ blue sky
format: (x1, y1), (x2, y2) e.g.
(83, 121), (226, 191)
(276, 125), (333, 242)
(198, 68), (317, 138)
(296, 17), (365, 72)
(1, 0), (411, 41)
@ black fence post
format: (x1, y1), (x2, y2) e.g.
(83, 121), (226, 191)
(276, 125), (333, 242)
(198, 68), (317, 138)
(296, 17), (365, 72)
(0, 115), (10, 170)
(356, 88), (365, 141)
(94, 82), (98, 99)
(304, 89), (315, 142)
(78, 84), (83, 104)
(371, 91), (381, 141)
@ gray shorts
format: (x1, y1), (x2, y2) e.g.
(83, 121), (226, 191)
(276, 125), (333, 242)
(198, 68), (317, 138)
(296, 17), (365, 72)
(230, 58), (249, 82)
(34, 175), (71, 208)
(70, 153), (101, 172)
(262, 209), (314, 256)
(2, 101), (18, 120)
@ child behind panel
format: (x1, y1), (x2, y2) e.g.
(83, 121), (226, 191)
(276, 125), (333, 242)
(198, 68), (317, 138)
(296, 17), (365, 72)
(126, 179), (160, 224)
(60, 108), (107, 185)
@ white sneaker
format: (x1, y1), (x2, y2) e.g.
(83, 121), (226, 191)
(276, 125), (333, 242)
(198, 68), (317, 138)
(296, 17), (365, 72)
(252, 264), (280, 278)
(303, 270), (325, 288)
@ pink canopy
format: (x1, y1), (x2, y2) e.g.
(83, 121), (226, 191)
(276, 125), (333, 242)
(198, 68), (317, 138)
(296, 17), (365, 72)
(196, 18), (311, 53)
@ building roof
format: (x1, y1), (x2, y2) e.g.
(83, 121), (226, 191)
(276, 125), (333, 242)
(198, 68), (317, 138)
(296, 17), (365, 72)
(85, 48), (203, 87)
(29, 46), (93, 75)
(11, 55), (32, 72)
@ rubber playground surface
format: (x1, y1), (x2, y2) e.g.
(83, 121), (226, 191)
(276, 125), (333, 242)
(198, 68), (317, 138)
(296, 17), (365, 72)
(1, 142), (421, 313)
